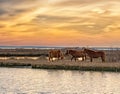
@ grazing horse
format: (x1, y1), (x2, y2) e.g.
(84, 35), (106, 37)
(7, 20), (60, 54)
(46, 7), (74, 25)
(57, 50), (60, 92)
(48, 49), (64, 62)
(83, 48), (105, 62)
(65, 49), (86, 62)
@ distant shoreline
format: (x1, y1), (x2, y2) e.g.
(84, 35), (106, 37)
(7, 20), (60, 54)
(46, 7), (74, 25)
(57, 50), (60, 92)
(0, 46), (120, 50)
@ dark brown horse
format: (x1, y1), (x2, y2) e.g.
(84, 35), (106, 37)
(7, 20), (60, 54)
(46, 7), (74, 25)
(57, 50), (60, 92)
(65, 49), (86, 62)
(83, 48), (105, 62)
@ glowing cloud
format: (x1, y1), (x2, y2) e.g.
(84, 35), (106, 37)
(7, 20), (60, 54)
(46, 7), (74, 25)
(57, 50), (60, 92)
(0, 0), (120, 46)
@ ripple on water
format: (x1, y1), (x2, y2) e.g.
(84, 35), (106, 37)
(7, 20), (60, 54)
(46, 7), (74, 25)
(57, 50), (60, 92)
(0, 68), (120, 94)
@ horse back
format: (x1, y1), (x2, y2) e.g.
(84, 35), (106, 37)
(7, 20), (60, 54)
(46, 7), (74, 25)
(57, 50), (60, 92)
(70, 50), (86, 57)
(98, 51), (105, 56)
(90, 51), (105, 58)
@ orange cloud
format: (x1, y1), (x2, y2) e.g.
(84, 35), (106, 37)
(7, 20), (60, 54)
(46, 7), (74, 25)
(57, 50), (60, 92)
(0, 0), (120, 46)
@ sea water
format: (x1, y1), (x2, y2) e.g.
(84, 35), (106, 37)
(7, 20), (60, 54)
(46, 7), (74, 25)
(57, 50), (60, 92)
(0, 67), (120, 94)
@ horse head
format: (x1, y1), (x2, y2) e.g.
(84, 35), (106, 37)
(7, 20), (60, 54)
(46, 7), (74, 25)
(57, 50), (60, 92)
(82, 47), (87, 52)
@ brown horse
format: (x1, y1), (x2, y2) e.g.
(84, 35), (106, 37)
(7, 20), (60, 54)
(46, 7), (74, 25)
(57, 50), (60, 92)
(65, 49), (86, 62)
(83, 48), (105, 62)
(49, 49), (64, 62)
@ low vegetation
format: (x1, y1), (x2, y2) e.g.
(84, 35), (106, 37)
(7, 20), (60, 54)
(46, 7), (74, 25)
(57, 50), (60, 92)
(0, 48), (120, 72)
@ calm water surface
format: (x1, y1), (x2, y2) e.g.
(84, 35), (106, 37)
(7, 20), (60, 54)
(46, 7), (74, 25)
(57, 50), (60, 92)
(0, 67), (120, 94)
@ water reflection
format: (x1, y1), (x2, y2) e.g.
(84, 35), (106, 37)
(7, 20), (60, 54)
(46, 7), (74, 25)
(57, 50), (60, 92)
(0, 68), (120, 94)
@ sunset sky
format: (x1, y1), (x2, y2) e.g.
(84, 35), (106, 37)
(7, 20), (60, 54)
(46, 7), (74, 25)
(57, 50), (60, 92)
(0, 0), (120, 46)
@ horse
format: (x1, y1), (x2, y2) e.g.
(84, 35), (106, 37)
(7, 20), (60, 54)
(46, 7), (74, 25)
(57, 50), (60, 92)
(65, 49), (86, 62)
(48, 49), (64, 62)
(83, 48), (105, 62)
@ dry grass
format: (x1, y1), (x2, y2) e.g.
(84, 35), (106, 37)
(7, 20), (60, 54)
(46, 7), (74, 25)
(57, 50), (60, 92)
(105, 50), (120, 62)
(0, 59), (120, 72)
(0, 48), (120, 72)
(0, 48), (120, 62)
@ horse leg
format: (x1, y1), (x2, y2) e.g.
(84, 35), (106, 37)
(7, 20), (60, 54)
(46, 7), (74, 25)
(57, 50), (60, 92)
(49, 57), (55, 62)
(51, 58), (53, 62)
(82, 56), (84, 61)
(90, 57), (93, 62)
(101, 56), (105, 62)
(84, 54), (87, 61)
(49, 57), (51, 61)
(57, 57), (59, 61)
(75, 57), (77, 62)
(71, 57), (74, 61)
